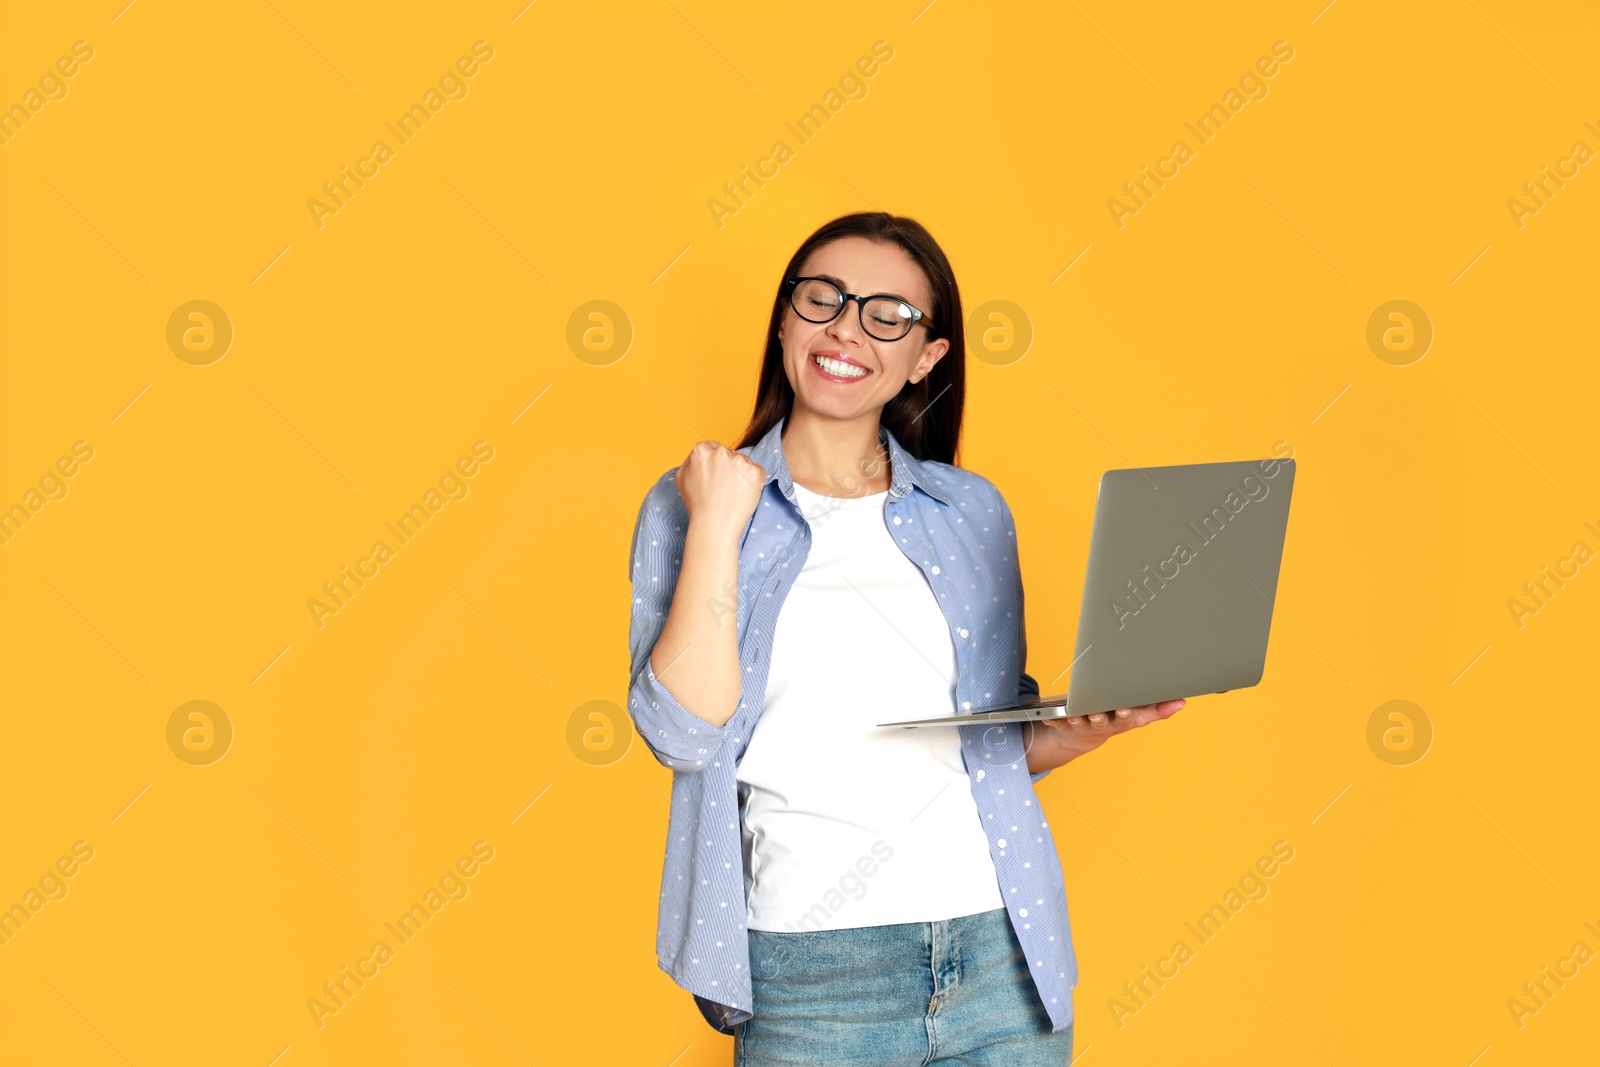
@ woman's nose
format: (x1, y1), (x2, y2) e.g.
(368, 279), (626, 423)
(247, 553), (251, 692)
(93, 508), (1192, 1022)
(828, 301), (864, 344)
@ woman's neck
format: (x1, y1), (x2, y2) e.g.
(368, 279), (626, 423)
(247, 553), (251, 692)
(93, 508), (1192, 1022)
(781, 408), (890, 497)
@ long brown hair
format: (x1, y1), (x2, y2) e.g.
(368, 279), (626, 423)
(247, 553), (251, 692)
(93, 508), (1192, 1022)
(734, 212), (966, 465)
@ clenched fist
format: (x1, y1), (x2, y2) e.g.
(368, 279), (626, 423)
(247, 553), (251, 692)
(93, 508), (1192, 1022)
(674, 441), (766, 539)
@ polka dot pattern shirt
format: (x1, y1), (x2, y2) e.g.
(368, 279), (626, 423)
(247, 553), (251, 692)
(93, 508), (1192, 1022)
(626, 414), (1078, 1035)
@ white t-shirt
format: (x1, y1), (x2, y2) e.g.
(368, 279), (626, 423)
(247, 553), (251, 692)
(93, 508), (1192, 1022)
(737, 481), (1005, 932)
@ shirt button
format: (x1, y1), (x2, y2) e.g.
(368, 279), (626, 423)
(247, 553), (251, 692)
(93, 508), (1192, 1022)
(893, 516), (902, 525)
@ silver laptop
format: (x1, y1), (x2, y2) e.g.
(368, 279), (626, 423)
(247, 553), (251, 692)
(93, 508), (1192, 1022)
(879, 457), (1296, 728)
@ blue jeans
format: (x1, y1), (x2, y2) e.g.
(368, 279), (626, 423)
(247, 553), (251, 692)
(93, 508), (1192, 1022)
(735, 906), (1074, 1066)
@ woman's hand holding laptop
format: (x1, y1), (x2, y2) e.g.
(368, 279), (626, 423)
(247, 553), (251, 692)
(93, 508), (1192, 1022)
(1021, 698), (1188, 772)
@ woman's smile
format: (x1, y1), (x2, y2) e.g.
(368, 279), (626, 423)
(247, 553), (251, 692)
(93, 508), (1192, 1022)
(810, 350), (873, 382)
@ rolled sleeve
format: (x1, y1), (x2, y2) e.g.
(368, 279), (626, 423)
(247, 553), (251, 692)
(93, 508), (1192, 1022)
(626, 472), (731, 772)
(628, 657), (729, 770)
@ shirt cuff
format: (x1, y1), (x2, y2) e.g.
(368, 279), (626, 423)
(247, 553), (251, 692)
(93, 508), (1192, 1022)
(629, 659), (731, 770)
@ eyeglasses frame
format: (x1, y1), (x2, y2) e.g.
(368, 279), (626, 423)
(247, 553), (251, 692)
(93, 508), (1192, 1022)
(782, 276), (935, 342)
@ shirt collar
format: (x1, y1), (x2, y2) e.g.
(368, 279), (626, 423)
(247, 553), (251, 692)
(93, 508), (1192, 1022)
(744, 413), (954, 506)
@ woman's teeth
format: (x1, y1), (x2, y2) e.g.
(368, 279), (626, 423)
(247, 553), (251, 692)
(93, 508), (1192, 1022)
(814, 354), (868, 379)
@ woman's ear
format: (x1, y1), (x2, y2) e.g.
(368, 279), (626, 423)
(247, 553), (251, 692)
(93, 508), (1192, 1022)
(910, 338), (950, 383)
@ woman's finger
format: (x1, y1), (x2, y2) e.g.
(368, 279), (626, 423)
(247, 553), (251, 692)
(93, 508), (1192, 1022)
(1128, 699), (1187, 718)
(1111, 707), (1151, 731)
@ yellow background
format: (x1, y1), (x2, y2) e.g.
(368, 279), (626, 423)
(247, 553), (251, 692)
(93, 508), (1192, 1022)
(3, 1), (1596, 1063)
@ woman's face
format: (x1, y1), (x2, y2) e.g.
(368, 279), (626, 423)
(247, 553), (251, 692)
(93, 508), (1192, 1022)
(777, 235), (950, 423)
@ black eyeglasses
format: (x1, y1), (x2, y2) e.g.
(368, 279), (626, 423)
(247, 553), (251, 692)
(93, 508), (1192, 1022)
(783, 277), (934, 342)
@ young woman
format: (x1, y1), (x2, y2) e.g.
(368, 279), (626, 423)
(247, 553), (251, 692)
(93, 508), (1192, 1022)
(626, 212), (1187, 1065)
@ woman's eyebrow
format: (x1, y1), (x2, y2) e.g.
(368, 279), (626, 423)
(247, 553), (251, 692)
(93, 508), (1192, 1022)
(814, 272), (914, 303)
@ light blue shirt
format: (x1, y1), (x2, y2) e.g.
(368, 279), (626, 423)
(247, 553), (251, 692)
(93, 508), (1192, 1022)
(627, 414), (1076, 1034)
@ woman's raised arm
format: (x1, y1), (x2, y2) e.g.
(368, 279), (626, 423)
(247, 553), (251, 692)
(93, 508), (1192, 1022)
(626, 443), (764, 767)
